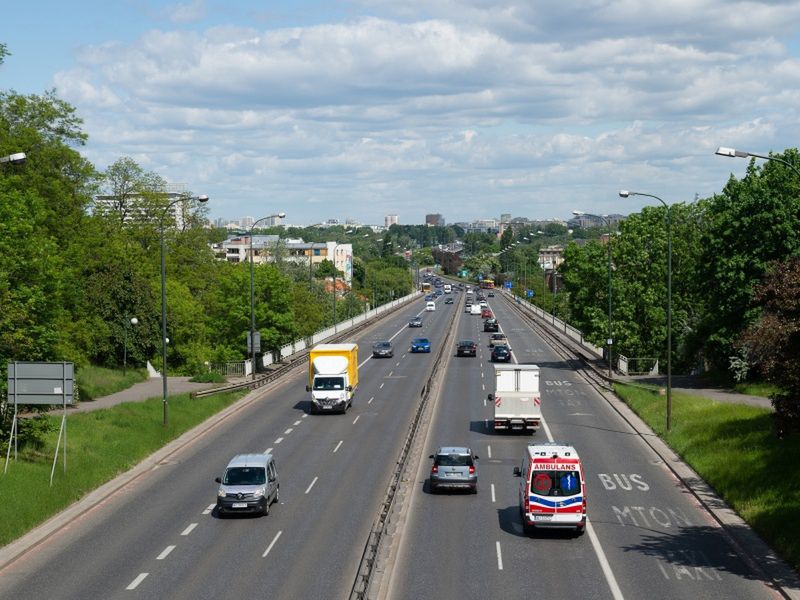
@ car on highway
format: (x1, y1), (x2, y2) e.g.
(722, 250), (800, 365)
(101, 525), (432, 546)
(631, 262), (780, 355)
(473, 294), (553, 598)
(481, 308), (493, 318)
(371, 341), (394, 358)
(456, 340), (477, 357)
(490, 344), (512, 362)
(429, 446), (479, 493)
(483, 318), (499, 332)
(410, 337), (431, 353)
(426, 301), (436, 311)
(488, 291), (495, 297)
(424, 294), (434, 301)
(479, 300), (488, 309)
(215, 454), (280, 517)
(488, 333), (507, 348)
(409, 316), (423, 327)
(444, 297), (454, 304)
(464, 303), (472, 313)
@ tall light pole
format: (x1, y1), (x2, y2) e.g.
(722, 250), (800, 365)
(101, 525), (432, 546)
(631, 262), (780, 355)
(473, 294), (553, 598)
(715, 146), (800, 178)
(248, 212), (286, 380)
(123, 317), (138, 376)
(330, 242), (347, 331)
(619, 190), (672, 431)
(160, 193), (208, 426)
(0, 152), (26, 166)
(574, 210), (614, 381)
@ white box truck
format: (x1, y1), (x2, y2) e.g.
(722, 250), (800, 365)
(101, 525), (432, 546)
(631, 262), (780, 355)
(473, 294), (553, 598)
(306, 343), (359, 413)
(488, 364), (541, 431)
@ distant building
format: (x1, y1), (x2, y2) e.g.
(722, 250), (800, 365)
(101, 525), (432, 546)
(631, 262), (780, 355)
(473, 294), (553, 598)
(425, 213), (445, 227)
(93, 183), (202, 230)
(385, 214), (399, 228)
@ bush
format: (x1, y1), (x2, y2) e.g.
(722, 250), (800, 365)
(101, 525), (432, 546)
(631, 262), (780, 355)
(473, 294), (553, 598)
(189, 372), (226, 383)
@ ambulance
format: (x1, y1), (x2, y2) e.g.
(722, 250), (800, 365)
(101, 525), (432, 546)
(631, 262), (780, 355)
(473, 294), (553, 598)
(513, 442), (586, 535)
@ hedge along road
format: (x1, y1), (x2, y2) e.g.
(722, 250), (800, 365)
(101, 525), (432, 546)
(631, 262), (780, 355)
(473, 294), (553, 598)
(0, 294), (453, 600)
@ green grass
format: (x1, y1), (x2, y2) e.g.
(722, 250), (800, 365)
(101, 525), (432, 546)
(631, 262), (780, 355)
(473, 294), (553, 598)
(615, 382), (800, 572)
(733, 381), (780, 398)
(76, 366), (148, 401)
(0, 390), (246, 547)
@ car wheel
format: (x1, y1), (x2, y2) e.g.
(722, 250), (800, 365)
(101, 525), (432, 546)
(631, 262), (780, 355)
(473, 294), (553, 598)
(274, 485), (280, 504)
(263, 498), (270, 517)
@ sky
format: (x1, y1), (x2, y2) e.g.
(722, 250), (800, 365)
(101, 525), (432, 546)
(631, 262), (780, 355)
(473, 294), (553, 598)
(3, 0), (800, 226)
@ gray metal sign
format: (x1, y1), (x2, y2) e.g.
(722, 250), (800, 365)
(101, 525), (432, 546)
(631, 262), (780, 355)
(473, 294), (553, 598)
(7, 361), (74, 405)
(247, 331), (261, 354)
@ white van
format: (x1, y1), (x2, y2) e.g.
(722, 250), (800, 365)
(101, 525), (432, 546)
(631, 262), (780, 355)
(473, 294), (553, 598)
(215, 454), (279, 517)
(513, 442), (586, 535)
(426, 301), (436, 311)
(443, 284), (452, 294)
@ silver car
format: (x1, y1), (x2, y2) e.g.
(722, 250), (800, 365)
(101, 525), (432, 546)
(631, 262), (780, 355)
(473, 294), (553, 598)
(429, 446), (479, 493)
(215, 454), (280, 517)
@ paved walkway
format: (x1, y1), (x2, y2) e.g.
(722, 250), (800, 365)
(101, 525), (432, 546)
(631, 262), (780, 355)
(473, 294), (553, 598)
(51, 376), (248, 415)
(615, 373), (772, 410)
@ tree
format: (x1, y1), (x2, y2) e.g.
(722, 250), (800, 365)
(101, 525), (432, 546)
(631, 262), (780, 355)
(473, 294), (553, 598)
(500, 227), (514, 249)
(738, 257), (800, 437)
(99, 157), (165, 226)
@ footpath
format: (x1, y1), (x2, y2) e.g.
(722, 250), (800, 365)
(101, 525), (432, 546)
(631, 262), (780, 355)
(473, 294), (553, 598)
(616, 373), (772, 409)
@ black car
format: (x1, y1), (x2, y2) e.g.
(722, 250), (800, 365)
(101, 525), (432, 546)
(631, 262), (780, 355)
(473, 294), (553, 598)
(444, 297), (454, 304)
(483, 318), (499, 332)
(487, 291), (495, 297)
(409, 316), (423, 327)
(456, 340), (477, 357)
(490, 344), (512, 362)
(372, 341), (393, 358)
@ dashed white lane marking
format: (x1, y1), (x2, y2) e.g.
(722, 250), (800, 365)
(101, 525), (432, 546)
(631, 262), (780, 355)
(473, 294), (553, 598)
(487, 445), (492, 459)
(302, 414), (308, 419)
(389, 371), (394, 377)
(352, 415), (360, 425)
(333, 440), (343, 453)
(293, 420), (301, 426)
(483, 398), (487, 407)
(284, 428), (293, 435)
(491, 484), (496, 503)
(396, 361), (401, 367)
(481, 372), (484, 378)
(263, 530), (282, 558)
(496, 541), (504, 570)
(156, 545), (175, 560)
(264, 447), (273, 455)
(482, 383), (485, 391)
(402, 353), (407, 358)
(181, 523), (198, 536)
(305, 476), (318, 494)
(274, 437), (284, 444)
(126, 573), (148, 590)
(202, 503), (215, 515)
(380, 383), (385, 389)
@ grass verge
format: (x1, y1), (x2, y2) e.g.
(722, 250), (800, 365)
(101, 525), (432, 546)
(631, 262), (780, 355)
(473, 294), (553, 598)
(76, 366), (148, 401)
(0, 389), (246, 548)
(614, 382), (800, 572)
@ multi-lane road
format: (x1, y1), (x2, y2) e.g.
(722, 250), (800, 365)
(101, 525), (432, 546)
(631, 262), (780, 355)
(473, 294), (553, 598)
(0, 290), (784, 599)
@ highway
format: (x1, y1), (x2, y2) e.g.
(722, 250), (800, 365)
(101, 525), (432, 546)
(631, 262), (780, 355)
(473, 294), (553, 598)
(0, 289), (782, 599)
(388, 291), (775, 599)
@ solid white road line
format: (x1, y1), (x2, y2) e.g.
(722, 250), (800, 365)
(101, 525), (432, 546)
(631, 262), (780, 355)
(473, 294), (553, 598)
(262, 530), (282, 558)
(156, 545), (175, 560)
(305, 476), (318, 494)
(284, 428), (293, 435)
(333, 440), (343, 453)
(181, 523), (198, 536)
(352, 415), (360, 425)
(496, 541), (504, 570)
(274, 437), (284, 444)
(264, 447), (273, 455)
(588, 520), (625, 600)
(126, 573), (148, 590)
(491, 483), (496, 503)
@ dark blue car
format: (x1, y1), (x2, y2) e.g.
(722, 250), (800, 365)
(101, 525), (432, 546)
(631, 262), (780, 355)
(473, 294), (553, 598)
(410, 338), (431, 353)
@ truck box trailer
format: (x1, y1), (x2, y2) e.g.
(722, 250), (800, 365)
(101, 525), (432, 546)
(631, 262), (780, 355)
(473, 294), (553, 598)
(306, 343), (359, 413)
(488, 364), (541, 431)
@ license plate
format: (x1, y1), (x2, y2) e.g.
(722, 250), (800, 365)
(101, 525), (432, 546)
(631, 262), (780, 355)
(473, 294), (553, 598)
(323, 405), (332, 410)
(232, 502), (247, 508)
(534, 514), (553, 521)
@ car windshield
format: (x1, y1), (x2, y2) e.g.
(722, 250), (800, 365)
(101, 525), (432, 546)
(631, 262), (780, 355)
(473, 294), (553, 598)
(313, 376), (345, 390)
(374, 342), (390, 349)
(529, 469), (582, 497)
(436, 454), (473, 467)
(413, 338), (429, 344)
(459, 341), (474, 347)
(223, 466), (266, 486)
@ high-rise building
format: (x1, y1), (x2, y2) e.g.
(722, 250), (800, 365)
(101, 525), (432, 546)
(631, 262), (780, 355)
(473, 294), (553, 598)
(385, 214), (399, 228)
(425, 213), (445, 227)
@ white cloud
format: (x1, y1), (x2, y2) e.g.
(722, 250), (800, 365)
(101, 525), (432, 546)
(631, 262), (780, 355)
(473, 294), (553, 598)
(54, 3), (800, 223)
(164, 0), (207, 24)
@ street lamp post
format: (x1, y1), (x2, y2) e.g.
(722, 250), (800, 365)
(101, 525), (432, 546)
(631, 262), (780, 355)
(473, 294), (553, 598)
(160, 194), (208, 426)
(248, 213), (286, 381)
(715, 146), (800, 178)
(619, 190), (672, 431)
(574, 210), (614, 381)
(123, 317), (138, 376)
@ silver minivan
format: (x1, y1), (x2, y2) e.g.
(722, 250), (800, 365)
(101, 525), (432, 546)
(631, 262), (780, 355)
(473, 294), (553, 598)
(215, 453), (279, 517)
